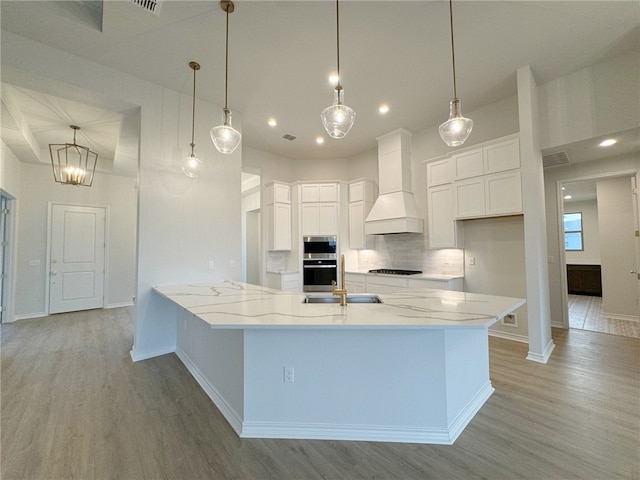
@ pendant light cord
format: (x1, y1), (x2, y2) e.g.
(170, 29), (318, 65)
(448, 0), (457, 99)
(190, 64), (198, 155)
(335, 0), (341, 90)
(224, 3), (230, 112)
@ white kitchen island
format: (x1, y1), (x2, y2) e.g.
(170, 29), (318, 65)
(153, 281), (524, 444)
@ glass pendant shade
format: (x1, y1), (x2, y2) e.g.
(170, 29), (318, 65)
(321, 88), (356, 139)
(182, 154), (203, 178)
(439, 98), (473, 147)
(211, 109), (241, 154)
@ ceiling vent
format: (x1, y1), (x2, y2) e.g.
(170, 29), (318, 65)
(130, 0), (161, 15)
(282, 134), (296, 141)
(542, 151), (570, 168)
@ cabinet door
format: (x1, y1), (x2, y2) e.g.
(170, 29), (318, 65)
(319, 183), (338, 202)
(273, 183), (291, 203)
(453, 148), (483, 180)
(426, 158), (453, 187)
(267, 203), (291, 250)
(300, 204), (320, 235)
(485, 171), (522, 216)
(300, 184), (320, 203)
(349, 201), (374, 249)
(484, 138), (520, 174)
(318, 203), (338, 235)
(428, 185), (458, 248)
(454, 177), (485, 218)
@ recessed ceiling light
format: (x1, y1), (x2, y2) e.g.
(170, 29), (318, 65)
(561, 186), (566, 190)
(599, 138), (616, 147)
(379, 104), (389, 114)
(564, 195), (572, 200)
(267, 118), (277, 127)
(316, 137), (325, 145)
(328, 74), (339, 85)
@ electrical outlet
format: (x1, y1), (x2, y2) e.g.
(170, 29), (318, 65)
(284, 366), (295, 383)
(501, 313), (518, 327)
(229, 259), (236, 268)
(208, 260), (215, 270)
(469, 256), (476, 265)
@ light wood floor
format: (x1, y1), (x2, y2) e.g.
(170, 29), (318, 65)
(2, 307), (639, 480)
(568, 294), (640, 338)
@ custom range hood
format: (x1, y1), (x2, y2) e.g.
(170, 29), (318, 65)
(365, 128), (424, 235)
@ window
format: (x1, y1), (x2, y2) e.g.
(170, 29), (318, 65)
(564, 212), (583, 251)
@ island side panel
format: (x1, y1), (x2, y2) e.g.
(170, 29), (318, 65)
(242, 328), (452, 443)
(443, 327), (495, 440)
(175, 309), (245, 433)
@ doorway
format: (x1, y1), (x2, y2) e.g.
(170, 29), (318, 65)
(560, 173), (640, 334)
(48, 204), (106, 314)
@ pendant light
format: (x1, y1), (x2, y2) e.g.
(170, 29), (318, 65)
(183, 61), (203, 177)
(210, 0), (241, 154)
(439, 0), (473, 147)
(49, 125), (98, 187)
(320, 0), (355, 139)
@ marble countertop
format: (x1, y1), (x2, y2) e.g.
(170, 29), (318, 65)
(346, 271), (463, 280)
(153, 281), (524, 330)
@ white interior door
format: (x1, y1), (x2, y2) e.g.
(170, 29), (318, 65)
(0, 196), (8, 323)
(49, 204), (106, 314)
(634, 174), (640, 318)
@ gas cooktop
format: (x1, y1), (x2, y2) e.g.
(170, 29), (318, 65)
(368, 269), (423, 276)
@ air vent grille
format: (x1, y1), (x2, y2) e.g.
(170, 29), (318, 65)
(542, 151), (570, 168)
(282, 134), (297, 141)
(130, 0), (161, 15)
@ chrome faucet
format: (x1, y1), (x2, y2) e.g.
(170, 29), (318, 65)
(332, 254), (347, 306)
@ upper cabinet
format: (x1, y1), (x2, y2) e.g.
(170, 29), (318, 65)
(348, 180), (376, 249)
(298, 182), (340, 236)
(264, 182), (292, 251)
(424, 135), (522, 248)
(299, 183), (338, 203)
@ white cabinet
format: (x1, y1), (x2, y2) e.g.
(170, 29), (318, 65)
(266, 272), (300, 292)
(426, 158), (453, 187)
(484, 137), (520, 174)
(300, 183), (338, 203)
(454, 171), (522, 219)
(301, 203), (338, 236)
(425, 135), (522, 226)
(365, 275), (408, 293)
(453, 149), (484, 180)
(427, 184), (460, 248)
(265, 182), (292, 251)
(299, 182), (340, 236)
(348, 180), (375, 250)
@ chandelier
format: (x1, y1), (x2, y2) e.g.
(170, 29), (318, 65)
(49, 125), (98, 187)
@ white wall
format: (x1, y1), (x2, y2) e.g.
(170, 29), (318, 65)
(1, 141), (22, 196)
(2, 31), (242, 358)
(13, 163), (136, 318)
(597, 176), (637, 319)
(462, 216), (529, 341)
(538, 51), (640, 150)
(564, 199), (600, 265)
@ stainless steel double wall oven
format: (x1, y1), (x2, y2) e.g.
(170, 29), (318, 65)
(302, 236), (337, 292)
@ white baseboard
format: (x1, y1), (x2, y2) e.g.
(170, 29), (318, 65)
(105, 301), (135, 309)
(489, 330), (529, 344)
(175, 347), (244, 436)
(13, 312), (48, 322)
(130, 345), (175, 362)
(602, 312), (639, 322)
(526, 339), (556, 364)
(241, 381), (494, 445)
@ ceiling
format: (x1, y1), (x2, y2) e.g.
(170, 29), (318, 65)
(1, 0), (639, 174)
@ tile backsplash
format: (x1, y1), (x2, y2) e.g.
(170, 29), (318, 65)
(354, 233), (463, 275)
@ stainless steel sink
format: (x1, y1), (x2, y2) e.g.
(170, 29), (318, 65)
(302, 294), (383, 304)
